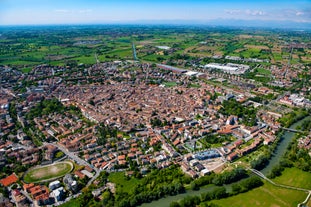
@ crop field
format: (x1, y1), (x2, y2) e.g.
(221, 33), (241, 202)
(24, 161), (73, 183)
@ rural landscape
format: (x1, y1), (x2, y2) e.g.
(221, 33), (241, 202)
(1, 0), (311, 207)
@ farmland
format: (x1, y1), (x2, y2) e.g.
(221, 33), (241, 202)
(1, 25), (311, 75)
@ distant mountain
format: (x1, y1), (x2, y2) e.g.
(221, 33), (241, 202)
(115, 19), (311, 30)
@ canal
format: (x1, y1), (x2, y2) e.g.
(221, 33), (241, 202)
(141, 116), (311, 207)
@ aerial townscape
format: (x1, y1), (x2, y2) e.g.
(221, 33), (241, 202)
(0, 1), (311, 207)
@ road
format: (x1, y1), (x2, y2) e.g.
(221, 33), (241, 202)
(20, 190), (34, 204)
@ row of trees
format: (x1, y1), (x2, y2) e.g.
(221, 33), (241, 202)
(190, 167), (248, 191)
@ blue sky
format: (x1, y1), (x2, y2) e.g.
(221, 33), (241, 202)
(0, 0), (310, 25)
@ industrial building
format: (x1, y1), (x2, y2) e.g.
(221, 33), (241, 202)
(204, 63), (249, 74)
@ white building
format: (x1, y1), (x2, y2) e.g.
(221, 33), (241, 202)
(52, 187), (64, 202)
(49, 180), (61, 191)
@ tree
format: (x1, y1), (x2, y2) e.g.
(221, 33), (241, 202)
(190, 181), (199, 191)
(170, 201), (181, 207)
(213, 187), (227, 199)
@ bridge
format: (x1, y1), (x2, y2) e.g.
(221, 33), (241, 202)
(266, 123), (305, 133)
(280, 127), (305, 133)
(248, 168), (311, 207)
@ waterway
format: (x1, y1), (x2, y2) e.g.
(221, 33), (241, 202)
(261, 116), (311, 175)
(140, 185), (219, 207)
(141, 116), (311, 207)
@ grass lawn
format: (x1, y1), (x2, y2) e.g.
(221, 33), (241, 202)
(163, 81), (177, 87)
(272, 168), (311, 189)
(108, 172), (141, 194)
(24, 161), (73, 183)
(20, 67), (32, 73)
(187, 83), (201, 88)
(212, 168), (311, 207)
(256, 68), (271, 75)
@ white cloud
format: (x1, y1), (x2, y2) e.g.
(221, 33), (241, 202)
(225, 9), (266, 16)
(224, 9), (242, 15)
(245, 10), (266, 16)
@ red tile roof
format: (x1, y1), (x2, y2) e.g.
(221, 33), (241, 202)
(0, 173), (18, 187)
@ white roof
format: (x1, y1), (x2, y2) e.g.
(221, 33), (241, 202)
(185, 71), (199, 76)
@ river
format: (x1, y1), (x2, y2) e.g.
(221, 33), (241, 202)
(140, 185), (219, 207)
(141, 116), (311, 207)
(261, 116), (311, 175)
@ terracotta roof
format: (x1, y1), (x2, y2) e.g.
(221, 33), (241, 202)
(23, 183), (35, 192)
(74, 171), (85, 179)
(0, 173), (18, 187)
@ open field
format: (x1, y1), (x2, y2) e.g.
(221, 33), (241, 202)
(108, 172), (140, 194)
(24, 161), (73, 183)
(212, 168), (311, 207)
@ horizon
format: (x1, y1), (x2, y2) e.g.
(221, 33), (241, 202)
(0, 0), (310, 28)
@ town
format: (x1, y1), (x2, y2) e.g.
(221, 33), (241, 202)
(0, 25), (311, 207)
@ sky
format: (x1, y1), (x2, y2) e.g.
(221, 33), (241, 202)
(0, 0), (310, 25)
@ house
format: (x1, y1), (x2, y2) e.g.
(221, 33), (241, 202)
(126, 171), (134, 177)
(23, 183), (35, 193)
(12, 189), (27, 205)
(227, 152), (238, 162)
(187, 170), (198, 178)
(74, 171), (86, 179)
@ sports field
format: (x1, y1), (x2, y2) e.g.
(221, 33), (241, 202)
(24, 161), (73, 183)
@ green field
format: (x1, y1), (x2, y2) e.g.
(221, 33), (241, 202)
(256, 68), (271, 75)
(212, 168), (311, 207)
(108, 172), (140, 194)
(24, 161), (73, 183)
(163, 81), (178, 87)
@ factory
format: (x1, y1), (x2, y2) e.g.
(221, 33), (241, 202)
(204, 63), (250, 74)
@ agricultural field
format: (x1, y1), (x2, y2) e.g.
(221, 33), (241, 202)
(1, 25), (310, 73)
(23, 161), (73, 183)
